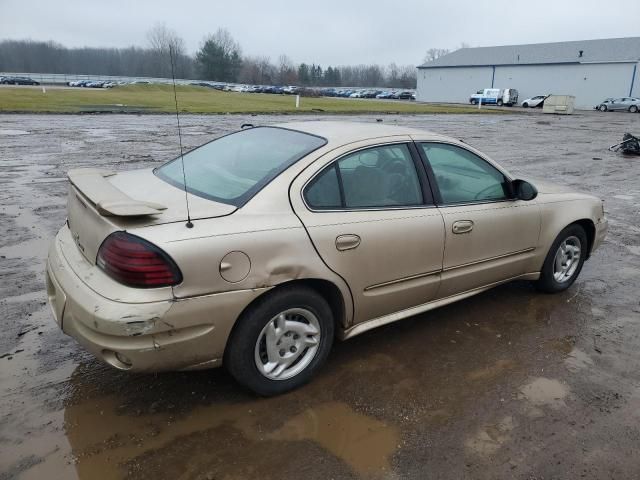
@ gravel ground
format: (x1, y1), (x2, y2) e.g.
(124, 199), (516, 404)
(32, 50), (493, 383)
(1, 111), (639, 480)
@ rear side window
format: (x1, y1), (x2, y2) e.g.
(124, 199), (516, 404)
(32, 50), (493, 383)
(305, 165), (342, 209)
(304, 144), (424, 209)
(420, 143), (509, 204)
(155, 127), (326, 206)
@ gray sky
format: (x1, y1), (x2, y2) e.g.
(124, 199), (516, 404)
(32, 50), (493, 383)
(1, 0), (639, 65)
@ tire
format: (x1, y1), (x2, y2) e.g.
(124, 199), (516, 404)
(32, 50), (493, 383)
(629, 105), (638, 113)
(225, 286), (335, 396)
(470, 99), (477, 105)
(599, 105), (607, 112)
(535, 224), (588, 293)
(497, 99), (503, 106)
(523, 103), (529, 108)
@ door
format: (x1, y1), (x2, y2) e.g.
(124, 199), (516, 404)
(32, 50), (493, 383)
(417, 142), (541, 298)
(291, 140), (445, 325)
(610, 98), (625, 111)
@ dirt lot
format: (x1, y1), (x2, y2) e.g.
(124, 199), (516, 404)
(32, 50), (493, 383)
(1, 111), (639, 480)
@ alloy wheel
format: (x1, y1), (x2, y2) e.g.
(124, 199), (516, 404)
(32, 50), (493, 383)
(254, 308), (321, 380)
(552, 236), (581, 283)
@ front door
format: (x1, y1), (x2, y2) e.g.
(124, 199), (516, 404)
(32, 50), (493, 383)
(417, 142), (541, 298)
(290, 140), (445, 325)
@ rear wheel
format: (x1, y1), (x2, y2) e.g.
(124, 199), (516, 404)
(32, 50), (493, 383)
(629, 105), (638, 113)
(470, 99), (477, 105)
(225, 286), (334, 396)
(497, 99), (503, 106)
(536, 224), (587, 293)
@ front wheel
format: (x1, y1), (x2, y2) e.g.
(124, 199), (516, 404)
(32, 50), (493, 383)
(497, 99), (503, 106)
(470, 99), (477, 105)
(599, 105), (607, 112)
(629, 105), (638, 113)
(522, 102), (529, 108)
(536, 224), (588, 293)
(225, 286), (334, 396)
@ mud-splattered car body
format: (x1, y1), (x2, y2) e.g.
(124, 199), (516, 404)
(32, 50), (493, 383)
(46, 121), (607, 393)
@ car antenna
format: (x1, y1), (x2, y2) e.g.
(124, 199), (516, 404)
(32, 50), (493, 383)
(169, 45), (193, 229)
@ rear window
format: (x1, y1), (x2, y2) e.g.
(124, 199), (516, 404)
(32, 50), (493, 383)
(155, 127), (326, 206)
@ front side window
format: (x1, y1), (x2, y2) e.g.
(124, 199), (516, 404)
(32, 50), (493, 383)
(420, 143), (509, 204)
(155, 127), (326, 206)
(304, 144), (424, 209)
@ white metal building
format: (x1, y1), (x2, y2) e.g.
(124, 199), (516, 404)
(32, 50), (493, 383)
(416, 37), (640, 109)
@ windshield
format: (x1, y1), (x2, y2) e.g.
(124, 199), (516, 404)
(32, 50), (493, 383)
(155, 127), (326, 206)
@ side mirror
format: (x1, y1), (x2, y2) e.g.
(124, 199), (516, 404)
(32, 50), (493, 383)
(512, 179), (538, 201)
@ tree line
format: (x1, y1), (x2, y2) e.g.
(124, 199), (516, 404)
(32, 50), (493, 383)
(0, 24), (418, 88)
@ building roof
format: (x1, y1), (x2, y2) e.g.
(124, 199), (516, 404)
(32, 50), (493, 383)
(418, 37), (640, 68)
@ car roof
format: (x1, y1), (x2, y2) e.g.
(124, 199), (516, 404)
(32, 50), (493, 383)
(274, 121), (449, 146)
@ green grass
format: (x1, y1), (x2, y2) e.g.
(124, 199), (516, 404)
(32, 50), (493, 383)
(0, 84), (498, 114)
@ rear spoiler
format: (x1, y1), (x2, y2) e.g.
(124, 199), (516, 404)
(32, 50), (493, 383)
(67, 169), (167, 217)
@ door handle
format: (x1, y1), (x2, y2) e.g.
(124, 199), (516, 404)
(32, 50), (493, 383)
(335, 234), (361, 251)
(452, 220), (474, 234)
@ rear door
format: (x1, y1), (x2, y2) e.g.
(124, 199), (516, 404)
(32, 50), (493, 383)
(416, 141), (541, 298)
(290, 138), (445, 326)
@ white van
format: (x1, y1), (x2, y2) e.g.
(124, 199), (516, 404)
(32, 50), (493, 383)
(469, 88), (518, 106)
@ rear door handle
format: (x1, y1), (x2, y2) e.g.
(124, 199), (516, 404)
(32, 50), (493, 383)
(452, 220), (474, 234)
(335, 234), (361, 251)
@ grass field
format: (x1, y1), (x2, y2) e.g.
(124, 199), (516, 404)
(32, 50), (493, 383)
(0, 84), (497, 114)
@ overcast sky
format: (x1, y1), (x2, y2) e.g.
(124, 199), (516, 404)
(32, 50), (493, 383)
(1, 0), (639, 65)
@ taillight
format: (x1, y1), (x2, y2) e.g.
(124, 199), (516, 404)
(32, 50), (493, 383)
(96, 232), (182, 288)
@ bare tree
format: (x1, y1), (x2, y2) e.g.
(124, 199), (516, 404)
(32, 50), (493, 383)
(277, 54), (296, 85)
(146, 23), (188, 77)
(423, 48), (450, 64)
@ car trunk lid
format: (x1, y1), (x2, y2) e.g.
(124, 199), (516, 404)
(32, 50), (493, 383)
(66, 168), (236, 264)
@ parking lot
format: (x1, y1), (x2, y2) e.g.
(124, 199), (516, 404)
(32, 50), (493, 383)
(1, 110), (639, 479)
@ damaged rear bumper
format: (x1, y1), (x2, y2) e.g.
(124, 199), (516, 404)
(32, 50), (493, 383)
(46, 228), (269, 372)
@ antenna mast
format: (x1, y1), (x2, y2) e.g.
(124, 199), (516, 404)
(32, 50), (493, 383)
(169, 44), (193, 228)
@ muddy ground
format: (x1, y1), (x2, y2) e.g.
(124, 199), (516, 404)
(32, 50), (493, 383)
(1, 111), (639, 480)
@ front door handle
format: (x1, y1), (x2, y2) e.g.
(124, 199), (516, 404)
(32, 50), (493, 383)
(452, 220), (474, 234)
(336, 234), (361, 251)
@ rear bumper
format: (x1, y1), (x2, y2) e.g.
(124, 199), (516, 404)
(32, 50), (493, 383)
(46, 228), (269, 372)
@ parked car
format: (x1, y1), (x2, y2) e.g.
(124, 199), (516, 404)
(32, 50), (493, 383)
(521, 95), (549, 108)
(376, 91), (393, 99)
(46, 121), (607, 395)
(595, 97), (640, 112)
(1, 76), (40, 85)
(397, 91), (415, 100)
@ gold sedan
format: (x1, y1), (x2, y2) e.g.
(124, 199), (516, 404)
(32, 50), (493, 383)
(46, 121), (607, 395)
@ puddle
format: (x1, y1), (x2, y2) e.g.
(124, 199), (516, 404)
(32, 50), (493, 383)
(626, 245), (640, 256)
(0, 129), (30, 135)
(565, 347), (594, 372)
(467, 359), (514, 381)
(546, 336), (575, 354)
(466, 415), (515, 456)
(17, 391), (400, 479)
(267, 401), (399, 475)
(519, 377), (569, 409)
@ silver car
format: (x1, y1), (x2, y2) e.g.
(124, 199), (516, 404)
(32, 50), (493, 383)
(596, 97), (640, 112)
